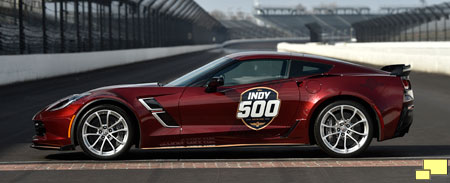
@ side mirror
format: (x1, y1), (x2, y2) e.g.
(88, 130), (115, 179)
(205, 76), (224, 93)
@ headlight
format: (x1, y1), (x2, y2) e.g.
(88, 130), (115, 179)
(46, 93), (90, 111)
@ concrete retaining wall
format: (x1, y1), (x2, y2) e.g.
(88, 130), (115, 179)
(277, 42), (450, 76)
(0, 44), (218, 86)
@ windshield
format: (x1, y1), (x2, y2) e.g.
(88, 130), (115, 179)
(165, 57), (232, 87)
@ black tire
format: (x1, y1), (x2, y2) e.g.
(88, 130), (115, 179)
(314, 100), (373, 158)
(76, 104), (134, 160)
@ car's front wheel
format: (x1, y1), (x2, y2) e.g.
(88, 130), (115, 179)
(314, 101), (373, 158)
(77, 104), (133, 160)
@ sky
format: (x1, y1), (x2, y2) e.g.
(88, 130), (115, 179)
(194, 0), (449, 14)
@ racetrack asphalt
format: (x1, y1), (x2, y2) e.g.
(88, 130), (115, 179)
(0, 41), (449, 182)
(3, 166), (450, 183)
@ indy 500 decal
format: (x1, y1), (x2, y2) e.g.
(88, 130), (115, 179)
(236, 87), (281, 130)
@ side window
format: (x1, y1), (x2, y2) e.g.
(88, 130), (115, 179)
(214, 59), (289, 86)
(289, 60), (332, 78)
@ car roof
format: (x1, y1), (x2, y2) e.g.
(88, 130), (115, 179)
(225, 51), (386, 75)
(225, 51), (295, 60)
(225, 51), (354, 65)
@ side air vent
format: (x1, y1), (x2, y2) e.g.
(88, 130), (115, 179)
(139, 98), (163, 111)
(138, 97), (180, 128)
(152, 112), (179, 127)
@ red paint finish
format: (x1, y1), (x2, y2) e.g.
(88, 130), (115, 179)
(32, 52), (412, 152)
(179, 79), (300, 145)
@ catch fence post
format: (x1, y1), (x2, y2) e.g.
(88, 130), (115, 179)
(118, 3), (121, 48)
(125, 3), (129, 48)
(18, 0), (25, 54)
(137, 5), (141, 47)
(42, 0), (47, 53)
(59, 0), (65, 52)
(75, 0), (80, 52)
(109, 3), (113, 49)
(88, 0), (92, 51)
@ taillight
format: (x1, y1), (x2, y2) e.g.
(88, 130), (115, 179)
(402, 79), (411, 90)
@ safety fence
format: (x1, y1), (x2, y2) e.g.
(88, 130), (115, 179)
(353, 2), (450, 42)
(0, 0), (227, 55)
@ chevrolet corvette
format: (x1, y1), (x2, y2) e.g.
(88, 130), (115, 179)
(31, 52), (414, 159)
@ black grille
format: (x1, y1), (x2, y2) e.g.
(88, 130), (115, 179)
(34, 121), (46, 136)
(394, 104), (414, 137)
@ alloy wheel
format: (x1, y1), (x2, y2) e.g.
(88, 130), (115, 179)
(319, 105), (369, 154)
(81, 109), (129, 157)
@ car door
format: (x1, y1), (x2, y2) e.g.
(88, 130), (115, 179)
(178, 58), (301, 146)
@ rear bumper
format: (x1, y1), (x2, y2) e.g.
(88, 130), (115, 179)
(393, 101), (414, 138)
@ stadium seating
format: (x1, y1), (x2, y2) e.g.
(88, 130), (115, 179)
(256, 14), (378, 37)
(220, 20), (291, 39)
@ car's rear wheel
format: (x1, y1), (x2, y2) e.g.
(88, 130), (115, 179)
(77, 104), (133, 160)
(314, 100), (373, 158)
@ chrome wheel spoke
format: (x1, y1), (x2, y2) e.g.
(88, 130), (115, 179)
(332, 135), (341, 149)
(340, 105), (345, 120)
(349, 120), (366, 128)
(85, 123), (99, 130)
(99, 138), (107, 155)
(323, 132), (340, 139)
(109, 134), (124, 144)
(344, 134), (347, 152)
(109, 117), (124, 129)
(106, 137), (116, 153)
(327, 112), (339, 122)
(89, 136), (102, 148)
(348, 108), (357, 122)
(111, 129), (127, 134)
(95, 112), (103, 125)
(347, 129), (367, 136)
(321, 124), (336, 128)
(83, 133), (100, 137)
(106, 110), (111, 126)
(347, 133), (360, 148)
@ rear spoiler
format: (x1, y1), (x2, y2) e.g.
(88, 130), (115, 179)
(381, 64), (411, 76)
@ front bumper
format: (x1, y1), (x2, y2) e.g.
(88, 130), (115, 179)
(30, 143), (75, 151)
(31, 107), (79, 150)
(31, 117), (73, 149)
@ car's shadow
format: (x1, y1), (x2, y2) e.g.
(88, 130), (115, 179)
(45, 145), (450, 161)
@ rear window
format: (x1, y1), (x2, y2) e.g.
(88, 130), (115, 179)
(289, 60), (332, 78)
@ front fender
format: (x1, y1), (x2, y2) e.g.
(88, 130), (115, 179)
(69, 95), (142, 147)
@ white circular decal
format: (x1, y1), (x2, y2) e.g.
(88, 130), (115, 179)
(236, 87), (281, 130)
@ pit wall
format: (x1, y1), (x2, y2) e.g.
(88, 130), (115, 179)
(277, 42), (450, 76)
(0, 44), (218, 86)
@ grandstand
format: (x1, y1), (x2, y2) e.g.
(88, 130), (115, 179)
(0, 0), (226, 55)
(220, 20), (290, 39)
(254, 6), (379, 40)
(352, 3), (450, 42)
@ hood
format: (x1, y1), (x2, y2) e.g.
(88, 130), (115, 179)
(90, 82), (162, 92)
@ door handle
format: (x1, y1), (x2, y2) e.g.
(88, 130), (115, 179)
(296, 81), (303, 87)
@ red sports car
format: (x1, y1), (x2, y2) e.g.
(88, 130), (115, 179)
(32, 52), (414, 159)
